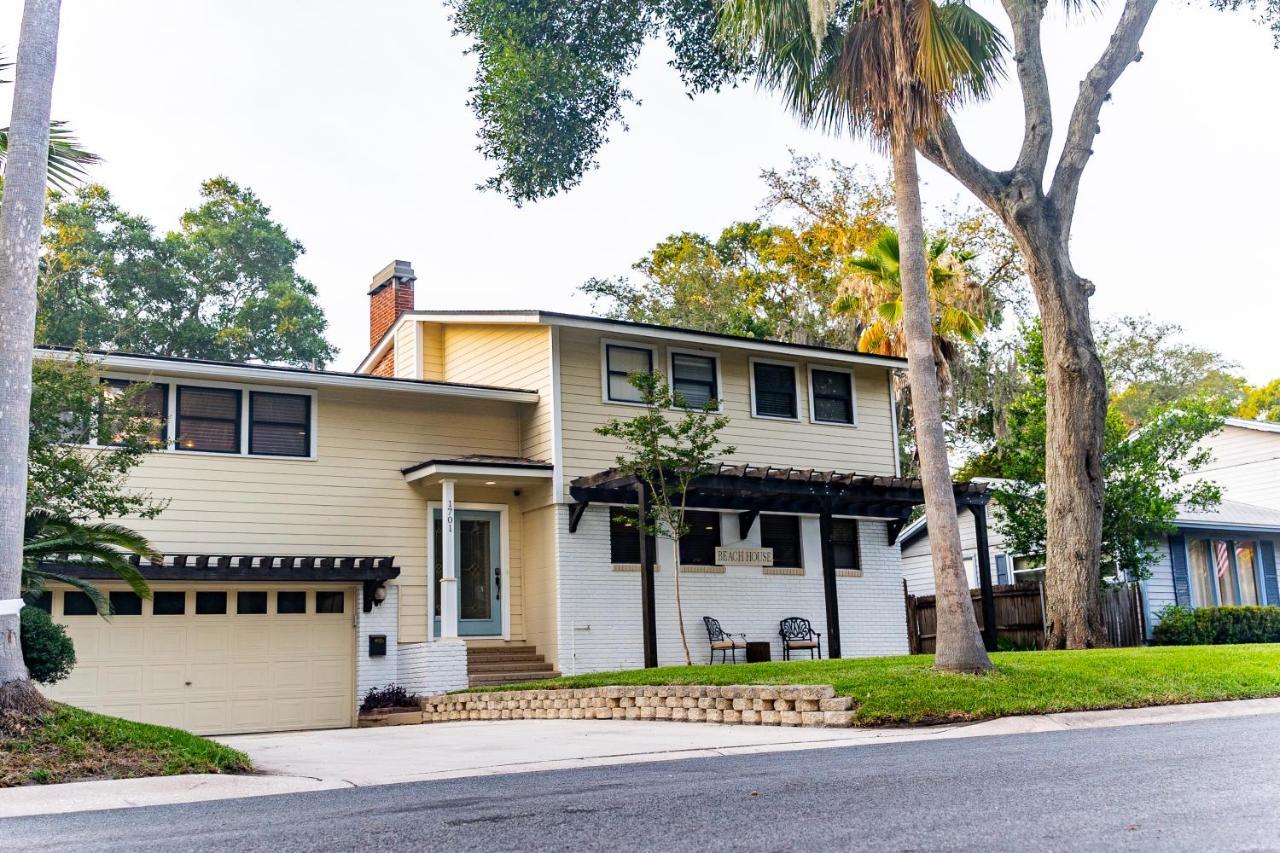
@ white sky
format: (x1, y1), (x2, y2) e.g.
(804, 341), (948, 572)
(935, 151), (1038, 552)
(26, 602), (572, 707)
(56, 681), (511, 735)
(3, 1), (1277, 380)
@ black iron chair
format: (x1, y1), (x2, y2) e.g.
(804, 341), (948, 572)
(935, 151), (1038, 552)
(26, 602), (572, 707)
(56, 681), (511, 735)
(703, 616), (747, 664)
(778, 617), (822, 661)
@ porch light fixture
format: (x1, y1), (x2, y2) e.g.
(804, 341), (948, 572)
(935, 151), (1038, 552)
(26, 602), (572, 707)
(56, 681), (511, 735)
(484, 480), (497, 485)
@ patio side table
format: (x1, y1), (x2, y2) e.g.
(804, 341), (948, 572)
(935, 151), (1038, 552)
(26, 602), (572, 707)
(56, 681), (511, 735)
(745, 641), (771, 663)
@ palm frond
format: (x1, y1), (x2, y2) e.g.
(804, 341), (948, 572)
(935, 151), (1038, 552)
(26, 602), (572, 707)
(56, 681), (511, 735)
(0, 120), (101, 192)
(23, 568), (111, 617)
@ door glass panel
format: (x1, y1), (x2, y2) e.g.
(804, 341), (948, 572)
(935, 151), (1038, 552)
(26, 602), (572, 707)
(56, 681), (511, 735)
(459, 519), (492, 620)
(1236, 542), (1259, 605)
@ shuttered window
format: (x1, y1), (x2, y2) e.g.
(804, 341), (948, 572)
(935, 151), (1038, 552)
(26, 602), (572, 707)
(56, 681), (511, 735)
(761, 514), (802, 568)
(810, 368), (854, 424)
(250, 392), (311, 457)
(679, 511), (721, 566)
(176, 386), (241, 453)
(752, 362), (798, 419)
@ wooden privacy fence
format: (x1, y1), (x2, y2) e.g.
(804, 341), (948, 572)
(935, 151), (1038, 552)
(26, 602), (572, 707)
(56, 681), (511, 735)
(905, 582), (1145, 653)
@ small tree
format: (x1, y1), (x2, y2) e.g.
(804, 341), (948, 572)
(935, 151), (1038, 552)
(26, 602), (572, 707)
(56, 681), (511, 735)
(596, 372), (734, 665)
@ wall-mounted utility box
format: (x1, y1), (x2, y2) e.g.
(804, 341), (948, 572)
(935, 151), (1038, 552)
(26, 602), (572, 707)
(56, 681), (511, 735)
(368, 634), (387, 657)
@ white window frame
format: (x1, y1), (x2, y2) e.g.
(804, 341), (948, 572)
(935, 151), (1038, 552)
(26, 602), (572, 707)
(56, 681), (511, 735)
(667, 347), (723, 413)
(600, 338), (658, 407)
(748, 357), (801, 422)
(1188, 537), (1264, 608)
(84, 372), (318, 461)
(806, 364), (858, 427)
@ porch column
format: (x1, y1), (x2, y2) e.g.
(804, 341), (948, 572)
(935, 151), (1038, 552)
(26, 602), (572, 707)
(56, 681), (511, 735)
(972, 501), (997, 652)
(819, 502), (842, 659)
(439, 478), (459, 639)
(636, 483), (658, 668)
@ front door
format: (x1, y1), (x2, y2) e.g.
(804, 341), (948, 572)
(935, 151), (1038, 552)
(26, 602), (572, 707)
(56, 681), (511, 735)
(433, 509), (502, 636)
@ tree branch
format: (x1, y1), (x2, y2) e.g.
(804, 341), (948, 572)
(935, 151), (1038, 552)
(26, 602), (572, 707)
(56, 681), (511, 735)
(1049, 0), (1159, 228)
(918, 116), (1009, 214)
(1004, 0), (1054, 180)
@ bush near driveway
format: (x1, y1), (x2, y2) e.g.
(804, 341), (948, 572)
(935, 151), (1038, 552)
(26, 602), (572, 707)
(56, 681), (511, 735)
(478, 645), (1280, 726)
(1153, 605), (1280, 646)
(1, 705), (251, 787)
(19, 607), (76, 685)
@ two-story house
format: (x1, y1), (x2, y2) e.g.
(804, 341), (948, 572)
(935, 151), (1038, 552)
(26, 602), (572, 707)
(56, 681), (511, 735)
(35, 259), (967, 735)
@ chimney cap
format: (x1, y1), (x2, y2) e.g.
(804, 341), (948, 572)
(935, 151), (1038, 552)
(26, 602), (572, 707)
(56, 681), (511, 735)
(368, 259), (416, 295)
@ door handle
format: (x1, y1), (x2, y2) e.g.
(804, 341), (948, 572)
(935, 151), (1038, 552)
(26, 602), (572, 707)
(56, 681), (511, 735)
(495, 565), (501, 600)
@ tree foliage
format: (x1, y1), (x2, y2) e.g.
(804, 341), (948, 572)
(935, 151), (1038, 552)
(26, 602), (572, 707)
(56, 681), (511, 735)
(596, 371), (734, 664)
(967, 322), (1223, 582)
(22, 512), (157, 617)
(18, 606), (75, 685)
(37, 179), (335, 367)
(1236, 378), (1280, 422)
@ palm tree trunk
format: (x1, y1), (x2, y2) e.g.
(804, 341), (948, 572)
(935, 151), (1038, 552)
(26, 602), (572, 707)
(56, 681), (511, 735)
(0, 0), (62, 713)
(883, 2), (991, 671)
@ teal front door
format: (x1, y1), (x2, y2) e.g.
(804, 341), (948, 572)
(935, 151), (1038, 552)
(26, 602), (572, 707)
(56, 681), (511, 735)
(433, 509), (503, 636)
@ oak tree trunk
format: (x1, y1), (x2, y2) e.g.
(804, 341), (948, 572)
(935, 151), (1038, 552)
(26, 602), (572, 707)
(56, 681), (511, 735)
(0, 0), (62, 712)
(889, 115), (991, 674)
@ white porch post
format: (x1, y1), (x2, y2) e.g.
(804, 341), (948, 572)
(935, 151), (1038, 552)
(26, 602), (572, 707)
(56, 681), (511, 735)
(439, 478), (459, 639)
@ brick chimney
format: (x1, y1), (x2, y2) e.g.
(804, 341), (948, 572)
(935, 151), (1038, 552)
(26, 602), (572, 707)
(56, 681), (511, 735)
(368, 259), (416, 348)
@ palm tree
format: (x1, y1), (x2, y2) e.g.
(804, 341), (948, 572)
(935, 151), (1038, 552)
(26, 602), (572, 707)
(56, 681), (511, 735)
(0, 120), (99, 192)
(23, 513), (156, 617)
(1, 0), (66, 714)
(719, 0), (1005, 672)
(833, 227), (986, 394)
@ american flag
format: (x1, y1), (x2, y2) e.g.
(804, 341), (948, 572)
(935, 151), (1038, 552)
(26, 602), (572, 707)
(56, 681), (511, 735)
(1214, 541), (1233, 579)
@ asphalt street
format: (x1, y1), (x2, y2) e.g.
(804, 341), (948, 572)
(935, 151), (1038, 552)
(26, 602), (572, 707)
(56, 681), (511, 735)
(4, 713), (1279, 852)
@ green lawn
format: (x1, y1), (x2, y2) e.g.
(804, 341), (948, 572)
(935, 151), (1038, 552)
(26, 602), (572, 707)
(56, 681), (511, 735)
(477, 644), (1280, 726)
(1, 704), (251, 787)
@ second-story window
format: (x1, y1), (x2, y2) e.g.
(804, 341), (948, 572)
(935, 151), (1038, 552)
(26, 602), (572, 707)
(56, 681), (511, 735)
(751, 361), (798, 419)
(810, 367), (855, 425)
(250, 391), (311, 457)
(101, 379), (167, 446)
(176, 386), (241, 453)
(605, 344), (653, 404)
(670, 351), (718, 409)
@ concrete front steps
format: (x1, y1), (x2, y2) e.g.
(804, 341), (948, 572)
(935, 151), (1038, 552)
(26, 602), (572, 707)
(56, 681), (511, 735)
(467, 644), (559, 687)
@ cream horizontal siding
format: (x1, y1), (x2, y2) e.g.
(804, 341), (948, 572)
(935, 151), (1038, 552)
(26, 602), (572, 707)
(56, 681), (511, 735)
(557, 327), (897, 490)
(118, 385), (525, 645)
(421, 323), (445, 380)
(521, 502), (559, 664)
(394, 319), (418, 379)
(439, 323), (555, 466)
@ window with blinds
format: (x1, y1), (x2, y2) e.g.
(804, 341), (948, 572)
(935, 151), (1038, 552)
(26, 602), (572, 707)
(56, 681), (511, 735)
(250, 391), (311, 457)
(176, 386), (241, 453)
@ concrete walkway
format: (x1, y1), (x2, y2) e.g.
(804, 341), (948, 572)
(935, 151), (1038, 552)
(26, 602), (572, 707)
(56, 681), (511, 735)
(4, 696), (1279, 818)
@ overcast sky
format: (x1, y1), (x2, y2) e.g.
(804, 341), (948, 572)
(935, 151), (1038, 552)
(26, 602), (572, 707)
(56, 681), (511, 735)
(4, 1), (1277, 380)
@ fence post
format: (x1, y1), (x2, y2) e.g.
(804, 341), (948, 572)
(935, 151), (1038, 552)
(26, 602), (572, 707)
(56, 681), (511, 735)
(903, 579), (919, 655)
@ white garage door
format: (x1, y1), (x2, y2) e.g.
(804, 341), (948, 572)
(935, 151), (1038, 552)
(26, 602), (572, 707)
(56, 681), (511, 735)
(44, 585), (356, 735)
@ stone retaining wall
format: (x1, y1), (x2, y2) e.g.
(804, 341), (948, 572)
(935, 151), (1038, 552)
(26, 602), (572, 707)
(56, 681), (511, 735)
(357, 685), (856, 728)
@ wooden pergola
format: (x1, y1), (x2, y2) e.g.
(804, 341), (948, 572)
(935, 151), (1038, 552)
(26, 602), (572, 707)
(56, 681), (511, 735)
(569, 464), (996, 666)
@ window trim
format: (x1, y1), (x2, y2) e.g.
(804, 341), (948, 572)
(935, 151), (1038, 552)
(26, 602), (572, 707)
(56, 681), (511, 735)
(600, 338), (658, 407)
(806, 364), (858, 427)
(249, 390), (314, 458)
(749, 357), (802, 422)
(1187, 536), (1265, 608)
(667, 347), (723, 412)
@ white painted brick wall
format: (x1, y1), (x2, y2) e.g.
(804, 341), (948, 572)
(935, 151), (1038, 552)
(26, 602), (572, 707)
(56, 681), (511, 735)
(555, 505), (908, 675)
(356, 585), (398, 708)
(398, 639), (469, 695)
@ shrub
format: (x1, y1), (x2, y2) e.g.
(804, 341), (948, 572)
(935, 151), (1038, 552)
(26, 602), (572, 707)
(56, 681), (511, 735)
(360, 683), (417, 713)
(20, 606), (76, 684)
(1152, 605), (1280, 646)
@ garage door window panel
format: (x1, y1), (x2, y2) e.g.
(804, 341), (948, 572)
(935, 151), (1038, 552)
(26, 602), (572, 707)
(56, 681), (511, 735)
(63, 591), (97, 616)
(109, 591), (143, 616)
(152, 591), (186, 615)
(315, 591), (345, 613)
(237, 591), (268, 614)
(196, 590), (228, 615)
(277, 591), (307, 614)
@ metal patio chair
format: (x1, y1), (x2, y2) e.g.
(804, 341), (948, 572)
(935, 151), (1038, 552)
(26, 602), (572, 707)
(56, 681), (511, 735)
(703, 616), (747, 664)
(778, 617), (822, 661)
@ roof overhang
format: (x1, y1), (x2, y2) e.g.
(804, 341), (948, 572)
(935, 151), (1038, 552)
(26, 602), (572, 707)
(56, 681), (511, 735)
(37, 347), (539, 404)
(357, 310), (908, 374)
(1176, 520), (1280, 534)
(402, 456), (554, 486)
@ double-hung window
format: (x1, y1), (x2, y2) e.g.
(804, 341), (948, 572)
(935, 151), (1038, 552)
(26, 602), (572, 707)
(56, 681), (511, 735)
(249, 391), (311, 457)
(176, 386), (241, 453)
(832, 518), (860, 571)
(679, 511), (721, 566)
(1188, 538), (1263, 606)
(751, 361), (798, 419)
(609, 509), (655, 565)
(809, 367), (855, 425)
(100, 379), (168, 446)
(761, 514), (802, 568)
(670, 351), (719, 410)
(604, 343), (653, 404)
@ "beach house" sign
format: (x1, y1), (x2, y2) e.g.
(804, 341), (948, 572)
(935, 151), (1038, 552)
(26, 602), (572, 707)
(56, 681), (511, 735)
(714, 546), (774, 567)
